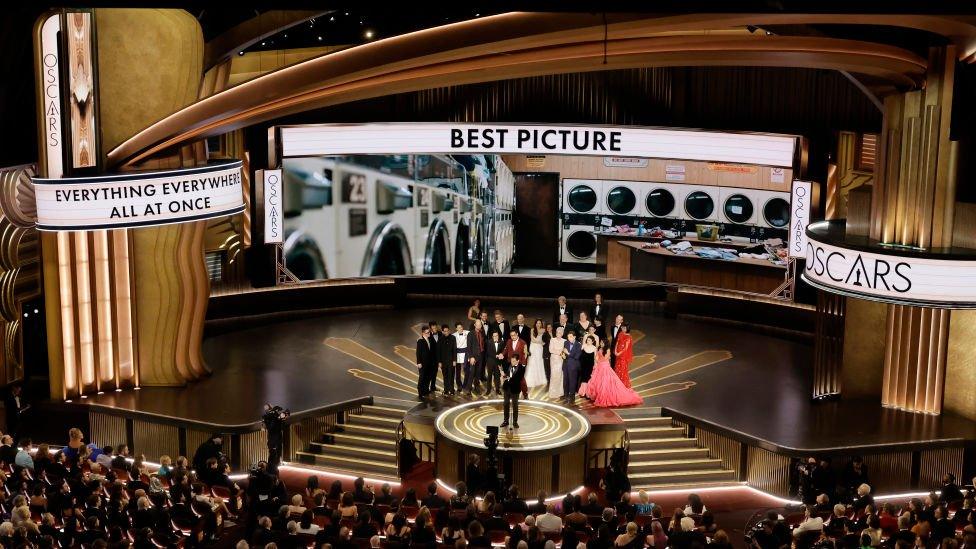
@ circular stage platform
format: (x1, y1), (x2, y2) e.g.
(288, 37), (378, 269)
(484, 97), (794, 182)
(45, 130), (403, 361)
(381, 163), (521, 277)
(432, 400), (598, 495)
(435, 399), (591, 452)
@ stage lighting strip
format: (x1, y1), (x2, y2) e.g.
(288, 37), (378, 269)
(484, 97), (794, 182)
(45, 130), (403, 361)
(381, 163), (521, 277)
(435, 399), (591, 452)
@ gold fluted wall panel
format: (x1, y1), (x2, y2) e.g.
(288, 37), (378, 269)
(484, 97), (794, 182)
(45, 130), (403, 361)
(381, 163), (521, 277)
(92, 9), (208, 389)
(694, 427), (742, 477)
(746, 446), (791, 498)
(859, 452), (913, 494)
(813, 291), (846, 398)
(944, 310), (976, 421)
(881, 305), (949, 414)
(89, 411), (127, 449)
(133, 420), (179, 461)
(918, 448), (963, 491)
(840, 298), (886, 399)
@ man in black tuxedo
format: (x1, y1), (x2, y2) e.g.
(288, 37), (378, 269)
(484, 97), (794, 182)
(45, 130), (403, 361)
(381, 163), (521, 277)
(552, 296), (573, 327)
(609, 314), (625, 367)
(437, 324), (458, 395)
(555, 313), (571, 336)
(490, 310), (508, 341)
(4, 384), (27, 438)
(500, 355), (526, 429)
(417, 326), (437, 400)
(513, 313), (530, 343)
(428, 321), (441, 345)
(484, 332), (504, 396)
(590, 293), (607, 323)
(464, 319), (487, 395)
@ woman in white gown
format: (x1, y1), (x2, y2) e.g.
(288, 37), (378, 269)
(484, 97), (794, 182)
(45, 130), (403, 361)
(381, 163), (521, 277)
(547, 326), (566, 399)
(525, 319), (548, 389)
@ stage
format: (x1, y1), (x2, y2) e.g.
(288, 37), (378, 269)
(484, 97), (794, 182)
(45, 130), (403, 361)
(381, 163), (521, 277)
(65, 305), (976, 451)
(41, 302), (976, 494)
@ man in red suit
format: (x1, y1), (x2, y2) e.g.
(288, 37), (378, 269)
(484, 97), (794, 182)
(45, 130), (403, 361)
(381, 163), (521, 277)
(502, 329), (529, 399)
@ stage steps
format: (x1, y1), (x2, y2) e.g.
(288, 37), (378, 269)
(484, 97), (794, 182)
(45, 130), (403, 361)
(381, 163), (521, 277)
(295, 397), (414, 481)
(618, 406), (739, 490)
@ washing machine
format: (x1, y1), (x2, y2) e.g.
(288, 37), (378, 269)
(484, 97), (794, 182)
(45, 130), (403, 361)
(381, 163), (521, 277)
(563, 179), (602, 216)
(718, 187), (758, 238)
(603, 180), (643, 226)
(281, 157), (335, 280)
(420, 187), (454, 274)
(642, 183), (685, 231)
(282, 157), (417, 280)
(757, 190), (792, 238)
(682, 185), (720, 224)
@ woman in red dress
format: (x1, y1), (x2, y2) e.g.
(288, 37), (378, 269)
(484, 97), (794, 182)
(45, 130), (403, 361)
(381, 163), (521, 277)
(614, 324), (634, 388)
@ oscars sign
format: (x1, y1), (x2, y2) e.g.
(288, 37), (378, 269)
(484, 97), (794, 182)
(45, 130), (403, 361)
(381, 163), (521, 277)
(32, 161), (245, 231)
(802, 221), (976, 308)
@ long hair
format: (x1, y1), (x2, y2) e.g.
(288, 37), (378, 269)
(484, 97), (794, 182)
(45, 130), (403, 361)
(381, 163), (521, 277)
(532, 318), (544, 338)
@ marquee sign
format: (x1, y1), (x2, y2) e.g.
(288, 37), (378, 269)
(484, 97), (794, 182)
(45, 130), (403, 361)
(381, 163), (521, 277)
(278, 123), (798, 168)
(802, 221), (976, 308)
(32, 161), (245, 231)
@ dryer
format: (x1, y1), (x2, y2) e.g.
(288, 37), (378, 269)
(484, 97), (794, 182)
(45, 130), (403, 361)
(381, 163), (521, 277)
(757, 190), (792, 237)
(682, 185), (720, 224)
(282, 156), (417, 280)
(603, 180), (642, 224)
(642, 183), (685, 231)
(718, 187), (758, 238)
(563, 179), (602, 215)
(561, 224), (599, 265)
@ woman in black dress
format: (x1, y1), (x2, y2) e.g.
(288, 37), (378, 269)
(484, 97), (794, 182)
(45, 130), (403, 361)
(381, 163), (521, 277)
(578, 334), (597, 397)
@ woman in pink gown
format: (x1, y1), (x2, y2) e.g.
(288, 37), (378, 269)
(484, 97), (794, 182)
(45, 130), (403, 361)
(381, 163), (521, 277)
(586, 339), (643, 407)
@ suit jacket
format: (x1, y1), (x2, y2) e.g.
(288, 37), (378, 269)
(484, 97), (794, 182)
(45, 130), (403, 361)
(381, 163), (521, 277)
(437, 335), (457, 366)
(609, 323), (624, 346)
(502, 338), (527, 366)
(486, 340), (505, 369)
(490, 320), (509, 341)
(415, 337), (435, 367)
(590, 303), (607, 322)
(564, 340), (582, 371)
(501, 360), (526, 392)
(513, 323), (530, 342)
(467, 330), (486, 363)
(552, 304), (574, 327)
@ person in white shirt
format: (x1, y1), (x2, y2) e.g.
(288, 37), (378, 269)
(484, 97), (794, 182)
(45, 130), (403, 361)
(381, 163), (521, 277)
(14, 439), (33, 470)
(793, 505), (825, 538)
(93, 445), (114, 472)
(454, 323), (469, 391)
(536, 504), (563, 533)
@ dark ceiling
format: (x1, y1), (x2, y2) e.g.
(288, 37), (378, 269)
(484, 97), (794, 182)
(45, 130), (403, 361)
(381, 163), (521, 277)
(1, 2), (974, 167)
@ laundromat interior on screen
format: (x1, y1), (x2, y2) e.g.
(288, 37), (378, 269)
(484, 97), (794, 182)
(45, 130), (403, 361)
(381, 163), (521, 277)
(281, 151), (798, 281)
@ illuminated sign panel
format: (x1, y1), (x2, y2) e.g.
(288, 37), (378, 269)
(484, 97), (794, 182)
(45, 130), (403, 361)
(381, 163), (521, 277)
(279, 123), (798, 167)
(789, 181), (812, 258)
(263, 169), (283, 244)
(32, 161), (245, 231)
(802, 222), (976, 308)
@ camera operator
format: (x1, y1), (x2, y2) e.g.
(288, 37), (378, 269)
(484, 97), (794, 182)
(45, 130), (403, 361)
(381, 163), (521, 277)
(262, 404), (290, 472)
(192, 434), (225, 473)
(796, 457), (819, 504)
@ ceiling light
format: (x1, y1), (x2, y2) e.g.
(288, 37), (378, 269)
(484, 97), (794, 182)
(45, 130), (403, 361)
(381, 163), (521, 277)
(364, 29), (374, 39)
(317, 35), (323, 41)
(238, 51), (244, 56)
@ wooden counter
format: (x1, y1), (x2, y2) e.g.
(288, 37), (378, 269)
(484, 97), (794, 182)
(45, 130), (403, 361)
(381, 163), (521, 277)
(597, 234), (786, 295)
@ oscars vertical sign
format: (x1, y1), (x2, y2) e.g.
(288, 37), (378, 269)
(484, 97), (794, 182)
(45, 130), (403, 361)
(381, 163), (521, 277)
(789, 180), (812, 258)
(263, 169), (283, 244)
(38, 13), (64, 178)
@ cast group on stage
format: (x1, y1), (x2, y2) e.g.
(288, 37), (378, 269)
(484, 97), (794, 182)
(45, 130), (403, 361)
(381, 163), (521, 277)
(415, 294), (642, 427)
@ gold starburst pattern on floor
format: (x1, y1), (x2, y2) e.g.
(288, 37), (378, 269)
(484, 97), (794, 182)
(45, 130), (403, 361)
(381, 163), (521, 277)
(324, 323), (732, 404)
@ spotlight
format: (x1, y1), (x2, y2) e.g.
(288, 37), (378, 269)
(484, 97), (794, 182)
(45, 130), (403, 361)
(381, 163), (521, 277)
(33, 309), (38, 314)
(261, 41), (265, 46)
(283, 33), (288, 38)
(22, 313), (27, 318)
(317, 35), (323, 41)
(115, 388), (122, 392)
(330, 16), (335, 22)
(364, 29), (374, 39)
(238, 51), (244, 56)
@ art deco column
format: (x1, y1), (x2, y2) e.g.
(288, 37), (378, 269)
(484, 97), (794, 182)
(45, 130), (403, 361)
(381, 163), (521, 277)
(871, 47), (957, 414)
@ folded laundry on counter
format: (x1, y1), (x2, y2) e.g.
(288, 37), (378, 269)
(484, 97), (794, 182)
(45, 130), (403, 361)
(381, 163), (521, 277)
(667, 241), (693, 253)
(695, 247), (739, 261)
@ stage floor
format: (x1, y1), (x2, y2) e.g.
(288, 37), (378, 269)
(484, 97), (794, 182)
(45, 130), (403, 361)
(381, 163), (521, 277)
(76, 305), (976, 452)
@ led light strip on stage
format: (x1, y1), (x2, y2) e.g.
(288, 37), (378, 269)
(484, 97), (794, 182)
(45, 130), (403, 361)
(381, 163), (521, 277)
(434, 399), (591, 452)
(31, 160), (245, 231)
(276, 123), (799, 168)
